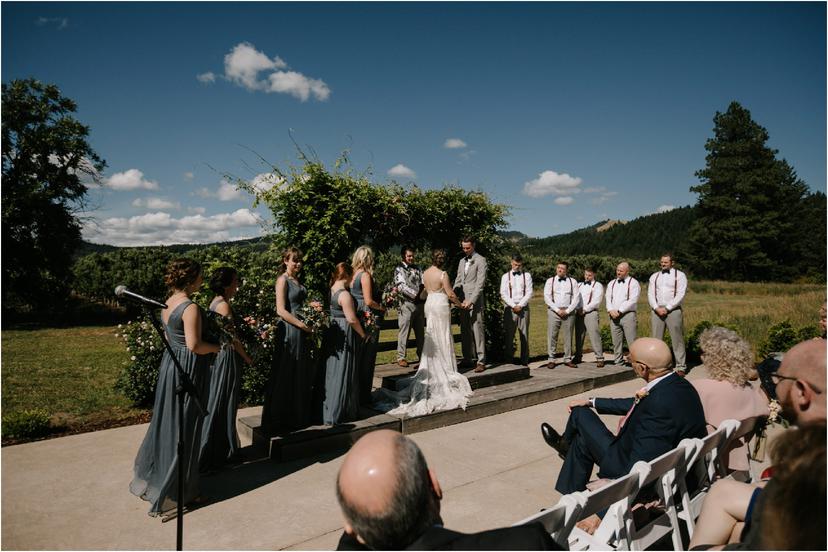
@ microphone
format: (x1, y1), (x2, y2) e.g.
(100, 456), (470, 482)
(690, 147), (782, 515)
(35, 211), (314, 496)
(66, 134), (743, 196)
(114, 286), (168, 310)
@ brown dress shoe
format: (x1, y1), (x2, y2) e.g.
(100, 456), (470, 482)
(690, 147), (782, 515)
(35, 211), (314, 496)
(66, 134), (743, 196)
(546, 362), (556, 369)
(397, 358), (409, 368)
(564, 361), (577, 368)
(596, 360), (605, 368)
(474, 363), (486, 373)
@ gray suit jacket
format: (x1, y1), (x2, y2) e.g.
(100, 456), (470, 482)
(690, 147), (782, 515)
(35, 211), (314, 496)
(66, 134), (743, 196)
(453, 252), (487, 306)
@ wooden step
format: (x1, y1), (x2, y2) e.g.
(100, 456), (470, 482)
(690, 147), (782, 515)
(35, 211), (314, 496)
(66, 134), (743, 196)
(238, 361), (637, 462)
(381, 363), (530, 392)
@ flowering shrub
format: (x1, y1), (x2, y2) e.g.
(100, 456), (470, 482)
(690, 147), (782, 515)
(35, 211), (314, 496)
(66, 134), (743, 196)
(115, 320), (164, 406)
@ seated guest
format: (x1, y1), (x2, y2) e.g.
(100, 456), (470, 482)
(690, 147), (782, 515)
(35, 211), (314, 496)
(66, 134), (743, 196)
(688, 338), (826, 550)
(336, 430), (561, 550)
(691, 327), (769, 472)
(540, 337), (707, 494)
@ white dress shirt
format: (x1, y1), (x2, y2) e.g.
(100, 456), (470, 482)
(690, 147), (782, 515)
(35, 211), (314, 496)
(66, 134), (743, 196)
(577, 280), (604, 313)
(605, 277), (641, 314)
(500, 270), (533, 308)
(648, 268), (687, 311)
(544, 276), (580, 314)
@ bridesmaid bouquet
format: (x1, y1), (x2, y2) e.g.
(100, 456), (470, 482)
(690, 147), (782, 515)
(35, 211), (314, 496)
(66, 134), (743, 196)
(297, 298), (329, 335)
(241, 314), (280, 349)
(381, 283), (403, 311)
(204, 310), (236, 347)
(361, 310), (381, 342)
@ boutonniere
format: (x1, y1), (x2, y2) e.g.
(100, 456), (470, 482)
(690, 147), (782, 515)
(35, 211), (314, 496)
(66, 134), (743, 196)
(634, 388), (649, 404)
(467, 259), (475, 266)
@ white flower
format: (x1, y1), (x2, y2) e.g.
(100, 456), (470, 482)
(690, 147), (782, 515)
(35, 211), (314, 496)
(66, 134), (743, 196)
(131, 355), (136, 361)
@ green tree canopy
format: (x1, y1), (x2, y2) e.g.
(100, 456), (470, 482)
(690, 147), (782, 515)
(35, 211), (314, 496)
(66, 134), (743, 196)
(2, 78), (106, 316)
(687, 101), (821, 281)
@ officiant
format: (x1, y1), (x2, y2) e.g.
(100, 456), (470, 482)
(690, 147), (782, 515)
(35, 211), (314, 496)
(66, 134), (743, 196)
(394, 246), (425, 368)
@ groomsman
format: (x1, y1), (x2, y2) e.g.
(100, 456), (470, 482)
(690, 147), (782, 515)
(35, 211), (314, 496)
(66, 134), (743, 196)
(454, 237), (487, 372)
(543, 261), (579, 368)
(394, 246), (425, 368)
(574, 267), (605, 367)
(648, 253), (688, 374)
(500, 253), (533, 365)
(606, 262), (640, 365)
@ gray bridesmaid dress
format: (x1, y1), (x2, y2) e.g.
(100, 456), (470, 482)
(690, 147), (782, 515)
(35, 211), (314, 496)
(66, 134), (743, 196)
(129, 300), (214, 516)
(261, 275), (313, 431)
(351, 270), (383, 405)
(322, 289), (361, 425)
(198, 301), (242, 472)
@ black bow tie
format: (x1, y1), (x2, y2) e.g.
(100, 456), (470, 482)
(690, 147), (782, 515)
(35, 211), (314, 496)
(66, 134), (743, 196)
(618, 278), (626, 284)
(512, 271), (522, 276)
(558, 277), (567, 282)
(584, 281), (592, 286)
(466, 256), (473, 262)
(661, 269), (670, 274)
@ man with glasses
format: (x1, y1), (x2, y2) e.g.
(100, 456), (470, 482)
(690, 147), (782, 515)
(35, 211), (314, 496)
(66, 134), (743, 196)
(770, 338), (826, 426)
(539, 337), (706, 494)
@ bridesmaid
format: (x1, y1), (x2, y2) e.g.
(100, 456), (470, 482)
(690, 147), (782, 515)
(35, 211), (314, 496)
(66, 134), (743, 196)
(322, 262), (368, 426)
(350, 245), (386, 406)
(199, 267), (253, 472)
(130, 258), (220, 516)
(261, 247), (314, 432)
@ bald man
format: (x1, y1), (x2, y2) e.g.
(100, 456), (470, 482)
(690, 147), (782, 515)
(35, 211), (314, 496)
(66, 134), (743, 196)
(336, 430), (560, 550)
(540, 338), (706, 494)
(773, 338), (826, 426)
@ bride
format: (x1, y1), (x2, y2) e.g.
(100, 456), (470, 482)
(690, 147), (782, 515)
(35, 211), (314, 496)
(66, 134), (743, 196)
(385, 249), (473, 417)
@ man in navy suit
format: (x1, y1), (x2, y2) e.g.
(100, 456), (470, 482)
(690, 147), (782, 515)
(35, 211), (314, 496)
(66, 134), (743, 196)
(541, 337), (706, 494)
(336, 430), (560, 550)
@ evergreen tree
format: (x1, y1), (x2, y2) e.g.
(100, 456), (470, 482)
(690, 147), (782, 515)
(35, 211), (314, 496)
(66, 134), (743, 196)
(687, 102), (810, 281)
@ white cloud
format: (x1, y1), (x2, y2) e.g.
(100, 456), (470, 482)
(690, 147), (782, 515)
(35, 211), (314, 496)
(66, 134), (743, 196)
(583, 186), (607, 194)
(82, 208), (263, 246)
(132, 197), (180, 210)
(388, 164), (416, 179)
(591, 190), (618, 205)
(187, 206), (206, 215)
(554, 196), (575, 206)
(444, 138), (467, 149)
(194, 180), (246, 201)
(250, 172), (284, 193)
(196, 72), (216, 84)
(218, 42), (330, 102)
(656, 204), (676, 213)
(104, 169), (159, 191)
(522, 170), (583, 198)
(183, 171), (194, 181)
(36, 17), (68, 29)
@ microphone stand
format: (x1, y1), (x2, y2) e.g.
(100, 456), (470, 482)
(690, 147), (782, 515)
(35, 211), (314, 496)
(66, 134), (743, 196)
(142, 304), (207, 551)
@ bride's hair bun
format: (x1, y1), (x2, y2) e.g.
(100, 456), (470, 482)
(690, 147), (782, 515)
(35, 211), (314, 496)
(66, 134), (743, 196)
(431, 249), (447, 268)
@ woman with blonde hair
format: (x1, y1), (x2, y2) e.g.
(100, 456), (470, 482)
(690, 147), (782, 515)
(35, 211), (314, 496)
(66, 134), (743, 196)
(691, 326), (769, 472)
(261, 246), (314, 432)
(350, 245), (386, 405)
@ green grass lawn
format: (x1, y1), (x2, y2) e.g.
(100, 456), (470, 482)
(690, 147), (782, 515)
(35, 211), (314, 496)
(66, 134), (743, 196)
(2, 281), (823, 442)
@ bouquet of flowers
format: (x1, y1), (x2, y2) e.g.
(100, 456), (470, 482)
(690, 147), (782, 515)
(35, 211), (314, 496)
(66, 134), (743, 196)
(752, 398), (788, 462)
(296, 298), (329, 335)
(241, 314), (280, 349)
(361, 310), (381, 342)
(203, 310), (236, 347)
(382, 282), (404, 311)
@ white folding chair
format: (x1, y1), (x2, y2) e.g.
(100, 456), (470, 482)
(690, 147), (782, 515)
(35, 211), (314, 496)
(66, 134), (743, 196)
(677, 421), (737, 537)
(514, 493), (583, 548)
(720, 415), (766, 483)
(628, 439), (699, 551)
(568, 466), (650, 551)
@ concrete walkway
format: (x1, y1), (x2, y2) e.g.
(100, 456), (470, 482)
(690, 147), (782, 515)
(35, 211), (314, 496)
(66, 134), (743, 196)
(3, 364), (716, 550)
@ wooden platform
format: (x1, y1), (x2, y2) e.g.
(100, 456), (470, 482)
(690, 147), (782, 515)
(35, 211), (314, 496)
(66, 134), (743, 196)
(238, 359), (636, 462)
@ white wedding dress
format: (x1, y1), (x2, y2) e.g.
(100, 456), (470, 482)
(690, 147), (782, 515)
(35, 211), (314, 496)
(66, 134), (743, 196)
(385, 271), (473, 417)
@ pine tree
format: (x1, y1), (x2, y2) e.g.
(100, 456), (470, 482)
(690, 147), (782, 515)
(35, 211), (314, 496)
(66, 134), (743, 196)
(687, 102), (811, 281)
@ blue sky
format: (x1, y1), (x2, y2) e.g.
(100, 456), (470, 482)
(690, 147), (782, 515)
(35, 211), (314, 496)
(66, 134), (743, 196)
(3, 2), (825, 245)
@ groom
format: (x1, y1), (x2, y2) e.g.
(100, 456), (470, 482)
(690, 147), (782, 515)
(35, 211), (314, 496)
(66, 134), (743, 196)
(454, 236), (487, 372)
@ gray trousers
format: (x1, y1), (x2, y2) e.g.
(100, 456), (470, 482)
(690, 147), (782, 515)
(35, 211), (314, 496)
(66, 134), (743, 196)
(503, 306), (530, 365)
(575, 310), (604, 361)
(651, 308), (686, 370)
(547, 309), (574, 362)
(397, 301), (425, 360)
(460, 298), (486, 363)
(610, 311), (637, 364)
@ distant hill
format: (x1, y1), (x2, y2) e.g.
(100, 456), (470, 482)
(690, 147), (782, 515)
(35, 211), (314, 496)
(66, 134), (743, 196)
(517, 205), (696, 259)
(75, 235), (276, 259)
